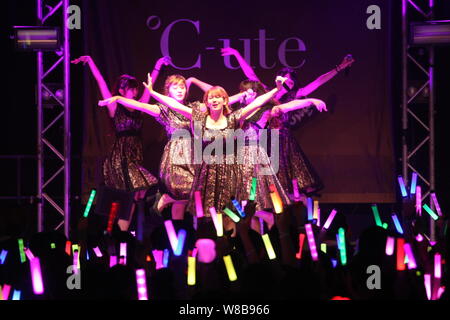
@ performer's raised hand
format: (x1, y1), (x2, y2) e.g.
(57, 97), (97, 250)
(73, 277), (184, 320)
(98, 96), (119, 106)
(275, 76), (288, 91)
(309, 98), (327, 112)
(142, 73), (154, 93)
(338, 54), (355, 70)
(71, 55), (92, 65)
(220, 47), (239, 57)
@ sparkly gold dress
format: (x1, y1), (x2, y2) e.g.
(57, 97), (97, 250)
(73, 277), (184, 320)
(103, 104), (158, 191)
(155, 102), (199, 200)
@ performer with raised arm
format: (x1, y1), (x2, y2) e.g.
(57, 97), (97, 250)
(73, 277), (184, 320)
(72, 55), (166, 230)
(221, 47), (353, 200)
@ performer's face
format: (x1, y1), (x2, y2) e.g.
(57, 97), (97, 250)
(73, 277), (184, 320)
(207, 94), (225, 112)
(168, 83), (186, 102)
(120, 87), (138, 99)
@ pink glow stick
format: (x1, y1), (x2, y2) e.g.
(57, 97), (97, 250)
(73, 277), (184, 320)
(152, 250), (164, 270)
(209, 207), (223, 237)
(424, 274), (431, 300)
(194, 191), (204, 218)
(430, 193), (443, 216)
(323, 209), (337, 230)
(415, 234), (424, 242)
(93, 247), (103, 258)
(305, 224), (318, 261)
(120, 242), (127, 265)
(434, 253), (441, 279)
(416, 186), (422, 216)
(292, 179), (300, 200)
(24, 248), (35, 261)
(295, 234), (306, 259)
(164, 220), (179, 252)
(135, 269), (148, 300)
(396, 238), (406, 271)
(30, 257), (44, 295)
(2, 284), (11, 300)
(385, 236), (395, 256)
(437, 287), (445, 299)
(109, 256), (117, 268)
(403, 243), (417, 269)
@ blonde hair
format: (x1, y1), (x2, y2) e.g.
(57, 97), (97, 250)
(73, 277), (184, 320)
(203, 86), (231, 115)
(164, 74), (187, 100)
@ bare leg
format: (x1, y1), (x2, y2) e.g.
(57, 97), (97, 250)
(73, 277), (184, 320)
(118, 189), (147, 232)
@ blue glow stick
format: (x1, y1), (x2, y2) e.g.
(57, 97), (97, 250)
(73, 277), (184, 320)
(0, 250), (7, 264)
(231, 198), (245, 218)
(174, 229), (187, 256)
(391, 213), (404, 234)
(12, 290), (21, 300)
(163, 249), (169, 268)
(410, 172), (418, 195)
(397, 175), (408, 197)
(307, 197), (313, 221)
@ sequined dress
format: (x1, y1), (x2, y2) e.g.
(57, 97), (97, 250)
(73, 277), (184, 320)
(155, 102), (198, 200)
(103, 104), (158, 191)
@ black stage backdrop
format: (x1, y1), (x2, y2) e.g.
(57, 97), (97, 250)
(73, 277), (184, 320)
(81, 0), (396, 203)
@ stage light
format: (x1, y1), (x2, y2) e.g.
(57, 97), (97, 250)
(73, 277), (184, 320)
(410, 20), (450, 45)
(13, 26), (61, 51)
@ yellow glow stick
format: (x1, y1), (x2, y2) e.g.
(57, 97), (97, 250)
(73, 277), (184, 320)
(261, 234), (276, 260)
(187, 256), (196, 286)
(223, 255), (237, 281)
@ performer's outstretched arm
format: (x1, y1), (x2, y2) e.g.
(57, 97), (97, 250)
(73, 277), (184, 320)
(239, 77), (285, 120)
(186, 77), (213, 93)
(99, 96), (161, 117)
(221, 47), (263, 85)
(273, 98), (327, 115)
(296, 55), (355, 98)
(143, 73), (193, 120)
(72, 55), (116, 117)
(139, 56), (171, 103)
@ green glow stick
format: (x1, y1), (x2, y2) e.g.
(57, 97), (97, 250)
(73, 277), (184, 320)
(50, 243), (56, 249)
(223, 207), (240, 223)
(371, 205), (383, 227)
(382, 222), (388, 229)
(83, 189), (97, 218)
(422, 204), (438, 221)
(18, 239), (26, 263)
(338, 228), (347, 266)
(249, 178), (257, 201)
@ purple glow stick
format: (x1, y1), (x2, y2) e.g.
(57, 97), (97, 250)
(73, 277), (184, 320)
(416, 186), (422, 216)
(305, 224), (318, 261)
(164, 220), (179, 252)
(30, 257), (44, 295)
(430, 193), (443, 217)
(93, 247), (102, 258)
(194, 191), (204, 218)
(0, 249), (7, 264)
(397, 175), (408, 197)
(434, 253), (441, 279)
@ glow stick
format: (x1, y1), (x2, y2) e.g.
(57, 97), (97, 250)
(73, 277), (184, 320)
(261, 234), (276, 260)
(231, 197), (245, 218)
(135, 269), (148, 300)
(371, 205), (383, 227)
(93, 247), (102, 257)
(424, 274), (431, 300)
(423, 204), (438, 220)
(163, 249), (169, 268)
(249, 177), (257, 201)
(18, 239), (26, 263)
(320, 243), (327, 253)
(209, 207), (223, 236)
(174, 229), (187, 256)
(152, 250), (164, 270)
(0, 249), (7, 264)
(397, 175), (408, 197)
(323, 209), (337, 230)
(316, 208), (321, 227)
(65, 241), (71, 255)
(120, 242), (127, 265)
(2, 284), (11, 300)
(50, 243), (55, 249)
(437, 287), (445, 300)
(292, 179), (300, 200)
(187, 256), (196, 286)
(410, 172), (418, 195)
(25, 248), (35, 261)
(106, 202), (120, 234)
(30, 257), (44, 295)
(83, 189), (96, 218)
(313, 200), (319, 221)
(164, 220), (179, 252)
(430, 193), (443, 216)
(295, 233), (305, 259)
(194, 191), (204, 218)
(307, 198), (313, 221)
(338, 228), (347, 266)
(223, 207), (240, 223)
(223, 255), (237, 281)
(109, 256), (117, 268)
(403, 243), (417, 269)
(305, 224), (318, 261)
(259, 218), (264, 235)
(146, 255), (151, 262)
(217, 213), (223, 237)
(336, 233), (341, 251)
(415, 234), (424, 242)
(0, 285), (2, 300)
(434, 253), (441, 279)
(192, 248), (198, 258)
(391, 213), (404, 234)
(12, 290), (21, 300)
(382, 222), (388, 229)
(385, 236), (395, 256)
(86, 250), (90, 261)
(73, 250), (80, 272)
(396, 238), (406, 271)
(331, 259), (337, 268)
(269, 184), (283, 214)
(416, 186), (422, 215)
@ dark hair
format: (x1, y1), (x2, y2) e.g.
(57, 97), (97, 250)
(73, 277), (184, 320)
(112, 74), (139, 96)
(276, 67), (299, 91)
